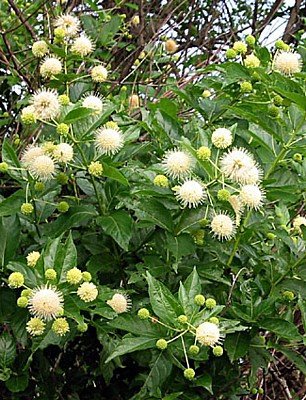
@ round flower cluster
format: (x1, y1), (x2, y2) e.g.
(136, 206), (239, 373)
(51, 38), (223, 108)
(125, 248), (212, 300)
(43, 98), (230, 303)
(162, 149), (193, 179)
(273, 51), (302, 75)
(211, 128), (233, 149)
(195, 322), (222, 347)
(107, 293), (132, 314)
(95, 124), (124, 155)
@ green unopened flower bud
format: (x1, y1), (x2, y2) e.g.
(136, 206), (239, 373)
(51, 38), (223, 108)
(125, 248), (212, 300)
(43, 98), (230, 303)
(226, 48), (237, 59)
(156, 339), (167, 350)
(0, 162), (8, 172)
(82, 271), (92, 282)
(197, 146), (211, 160)
(138, 308), (150, 319)
(88, 161), (103, 177)
(205, 298), (216, 309)
(233, 41), (247, 54)
(54, 27), (66, 40)
(282, 290), (295, 301)
(202, 90), (211, 98)
(217, 189), (231, 201)
(56, 123), (69, 136)
(245, 54), (260, 68)
(34, 182), (45, 191)
(240, 81), (253, 93)
(21, 289), (32, 298)
(184, 368), (195, 380)
(56, 172), (69, 185)
(57, 201), (69, 213)
(213, 345), (223, 356)
(194, 294), (205, 306)
(199, 218), (209, 227)
(17, 296), (28, 308)
(177, 315), (188, 324)
(251, 388), (258, 395)
(273, 95), (283, 106)
(121, 85), (127, 92)
(45, 268), (57, 281)
(21, 203), (34, 215)
(8, 272), (24, 288)
(258, 388), (264, 394)
(131, 15), (140, 26)
(245, 35), (256, 47)
(77, 322), (88, 332)
(293, 153), (303, 162)
(58, 94), (70, 106)
(21, 106), (37, 125)
(153, 174), (169, 188)
(268, 105), (280, 118)
(189, 345), (200, 356)
(275, 40), (289, 51)
(209, 317), (219, 325)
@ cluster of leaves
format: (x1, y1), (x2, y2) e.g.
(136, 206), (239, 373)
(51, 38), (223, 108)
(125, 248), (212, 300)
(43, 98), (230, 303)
(0, 2), (306, 400)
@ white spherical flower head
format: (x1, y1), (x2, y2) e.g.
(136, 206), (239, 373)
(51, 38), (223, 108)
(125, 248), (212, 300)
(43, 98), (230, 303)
(40, 57), (62, 78)
(53, 143), (74, 163)
(82, 95), (103, 114)
(220, 148), (258, 184)
(95, 127), (124, 155)
(31, 89), (60, 120)
(211, 128), (233, 149)
(21, 145), (44, 166)
(162, 149), (193, 179)
(240, 184), (264, 209)
(175, 180), (205, 208)
(196, 322), (221, 347)
(241, 165), (262, 184)
(77, 282), (98, 302)
(28, 285), (64, 321)
(54, 14), (81, 37)
(107, 293), (131, 314)
(91, 65), (108, 82)
(71, 35), (95, 57)
(28, 155), (55, 181)
(211, 213), (235, 241)
(273, 51), (302, 75)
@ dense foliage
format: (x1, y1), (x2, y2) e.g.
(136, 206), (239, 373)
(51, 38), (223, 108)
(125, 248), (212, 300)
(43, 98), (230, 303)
(0, 1), (306, 399)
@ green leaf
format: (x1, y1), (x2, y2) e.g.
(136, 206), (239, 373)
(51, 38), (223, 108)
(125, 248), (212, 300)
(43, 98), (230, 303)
(166, 233), (195, 260)
(102, 162), (129, 186)
(63, 107), (94, 123)
(175, 207), (207, 235)
(5, 373), (29, 393)
(58, 233), (78, 282)
(7, 261), (37, 287)
(259, 318), (302, 341)
(224, 332), (251, 362)
(97, 210), (133, 251)
(274, 345), (306, 375)
(138, 199), (174, 232)
(0, 288), (15, 323)
(0, 190), (24, 217)
(108, 314), (161, 338)
(146, 272), (183, 325)
(145, 352), (172, 396)
(0, 333), (16, 367)
(178, 267), (201, 316)
(193, 373), (213, 394)
(0, 215), (20, 267)
(105, 337), (156, 363)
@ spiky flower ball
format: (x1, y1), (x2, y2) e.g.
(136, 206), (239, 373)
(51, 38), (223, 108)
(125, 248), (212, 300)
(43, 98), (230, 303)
(54, 14), (80, 37)
(32, 40), (48, 57)
(220, 148), (260, 184)
(162, 149), (193, 179)
(21, 145), (44, 166)
(53, 143), (74, 163)
(21, 203), (34, 215)
(88, 161), (103, 177)
(211, 213), (235, 241)
(28, 285), (64, 320)
(174, 180), (205, 208)
(66, 267), (83, 284)
(196, 322), (221, 347)
(91, 65), (108, 82)
(240, 184), (264, 209)
(21, 106), (37, 124)
(77, 282), (98, 302)
(8, 272), (24, 288)
(28, 155), (55, 181)
(71, 35), (95, 56)
(211, 128), (233, 149)
(292, 215), (306, 234)
(26, 317), (45, 336)
(107, 293), (131, 314)
(52, 318), (69, 336)
(40, 57), (62, 78)
(245, 54), (260, 68)
(31, 89), (60, 120)
(153, 174), (169, 188)
(82, 95), (103, 114)
(26, 251), (40, 268)
(95, 126), (124, 155)
(165, 39), (178, 53)
(197, 146), (211, 160)
(273, 51), (302, 75)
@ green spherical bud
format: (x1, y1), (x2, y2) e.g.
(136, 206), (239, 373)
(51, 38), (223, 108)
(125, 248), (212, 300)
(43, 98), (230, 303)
(266, 232), (276, 240)
(138, 308), (150, 319)
(58, 94), (70, 106)
(233, 41), (247, 54)
(57, 201), (69, 213)
(205, 298), (216, 309)
(273, 95), (283, 106)
(194, 294), (205, 306)
(54, 27), (66, 40)
(177, 315), (188, 324)
(56, 172), (69, 185)
(121, 85), (127, 92)
(202, 90), (211, 98)
(275, 40), (289, 51)
(56, 123), (69, 136)
(0, 162), (8, 173)
(82, 271), (92, 282)
(184, 368), (195, 380)
(192, 230), (205, 245)
(189, 345), (200, 356)
(240, 81), (253, 93)
(88, 161), (103, 177)
(45, 268), (57, 281)
(268, 105), (280, 118)
(258, 388), (264, 394)
(199, 218), (209, 227)
(21, 289), (32, 298)
(8, 272), (24, 288)
(197, 146), (211, 160)
(156, 339), (168, 350)
(34, 182), (45, 192)
(21, 203), (34, 215)
(282, 290), (295, 301)
(77, 322), (88, 332)
(293, 153), (303, 162)
(213, 345), (223, 357)
(209, 317), (219, 325)
(153, 174), (169, 188)
(217, 189), (231, 201)
(245, 35), (256, 47)
(17, 296), (28, 308)
(226, 48), (237, 59)
(251, 388), (258, 395)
